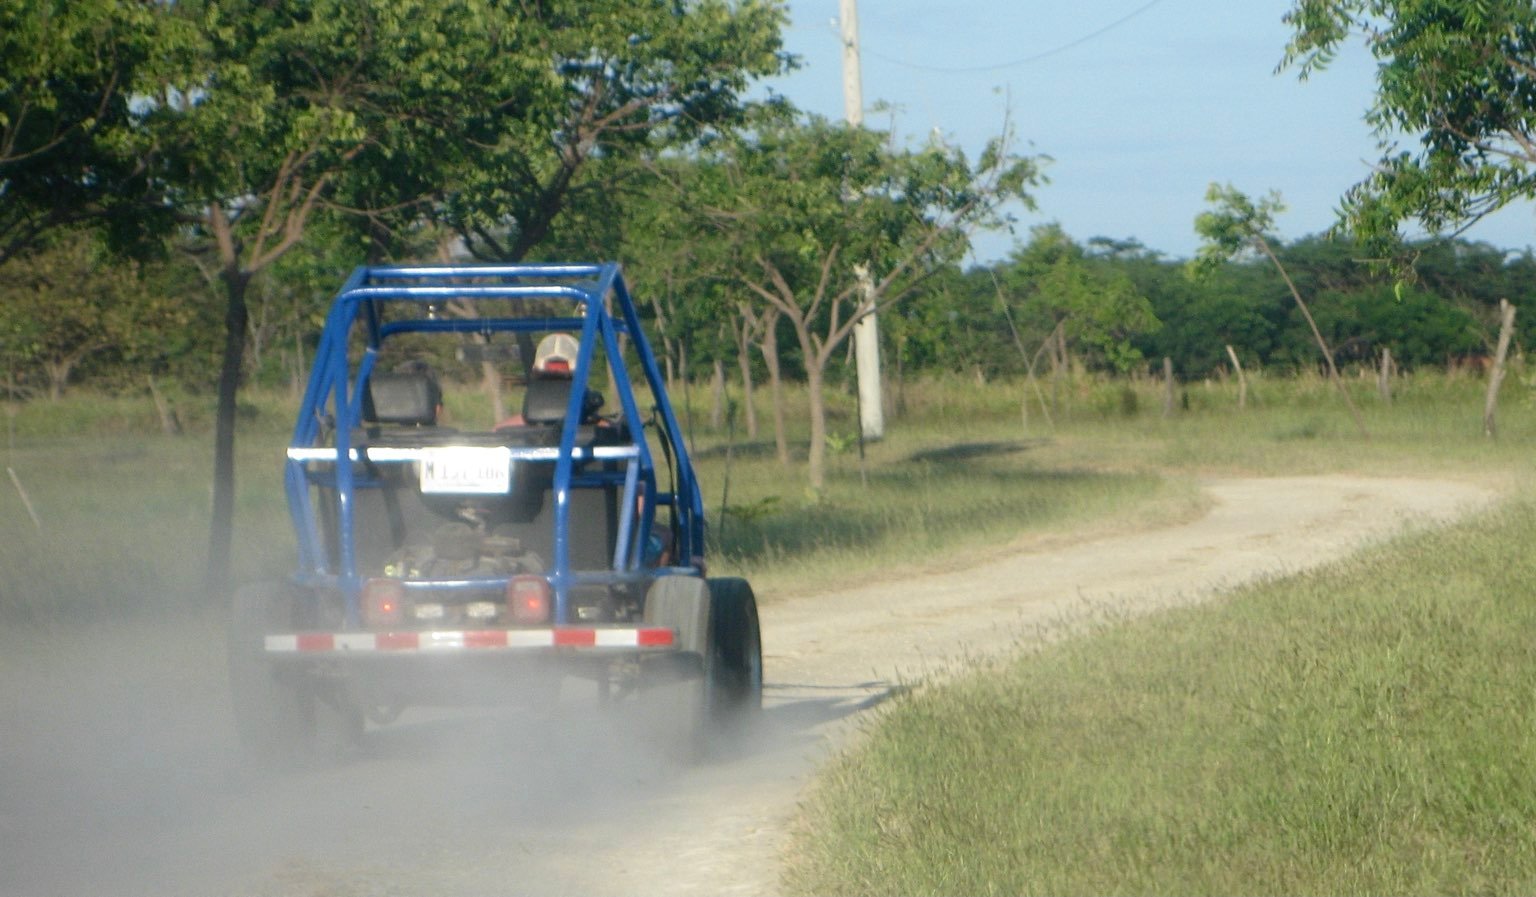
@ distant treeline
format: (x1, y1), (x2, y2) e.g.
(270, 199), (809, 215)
(900, 227), (1532, 383)
(1, 223), (1529, 402)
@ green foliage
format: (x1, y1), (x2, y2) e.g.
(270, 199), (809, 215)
(637, 109), (1044, 488)
(0, 229), (208, 398)
(886, 226), (1526, 383)
(1190, 183), (1286, 274)
(1132, 253), (1282, 376)
(12, 0), (1536, 409)
(0, 0), (194, 263)
(679, 111), (1044, 323)
(1003, 224), (1161, 374)
(1282, 0), (1536, 259)
(422, 0), (791, 261)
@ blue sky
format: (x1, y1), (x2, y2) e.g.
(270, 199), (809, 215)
(761, 0), (1536, 264)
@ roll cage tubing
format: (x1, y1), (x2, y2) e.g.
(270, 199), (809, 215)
(282, 263), (705, 629)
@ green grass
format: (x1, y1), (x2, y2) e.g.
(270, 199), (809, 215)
(696, 432), (1197, 596)
(784, 496), (1536, 896)
(0, 376), (1205, 621)
(2, 370), (1529, 622)
(0, 431), (293, 622)
(786, 500), (1536, 890)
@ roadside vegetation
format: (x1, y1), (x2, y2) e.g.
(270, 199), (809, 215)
(0, 375), (1183, 622)
(3, 367), (1531, 624)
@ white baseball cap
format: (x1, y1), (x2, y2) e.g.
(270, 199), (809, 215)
(532, 333), (579, 375)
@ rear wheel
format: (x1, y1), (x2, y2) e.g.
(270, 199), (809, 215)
(228, 581), (317, 763)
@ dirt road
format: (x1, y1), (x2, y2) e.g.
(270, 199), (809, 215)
(0, 475), (1495, 896)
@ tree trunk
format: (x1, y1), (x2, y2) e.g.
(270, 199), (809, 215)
(1378, 347), (1393, 405)
(290, 307), (306, 399)
(709, 358), (725, 430)
(1257, 238), (1368, 439)
(207, 266), (252, 594)
(677, 341), (694, 455)
(148, 375), (182, 435)
(735, 319), (758, 441)
(649, 282), (679, 398)
(805, 360), (827, 491)
(44, 361), (69, 401)
(758, 319), (788, 466)
(1484, 299), (1516, 438)
(481, 357), (505, 425)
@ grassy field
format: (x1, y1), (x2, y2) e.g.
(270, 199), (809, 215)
(1, 369), (1530, 620)
(784, 501), (1536, 895)
(0, 373), (1206, 621)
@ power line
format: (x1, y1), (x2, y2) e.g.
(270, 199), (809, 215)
(859, 0), (1172, 74)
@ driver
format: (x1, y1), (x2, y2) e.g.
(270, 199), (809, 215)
(495, 333), (601, 428)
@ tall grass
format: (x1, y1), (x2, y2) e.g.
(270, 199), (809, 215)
(0, 431), (293, 622)
(0, 377), (1188, 622)
(784, 498), (1536, 895)
(2, 369), (1530, 622)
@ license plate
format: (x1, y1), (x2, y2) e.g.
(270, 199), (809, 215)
(419, 447), (512, 495)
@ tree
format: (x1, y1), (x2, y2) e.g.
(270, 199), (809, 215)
(426, 0), (789, 262)
(1000, 225), (1160, 376)
(0, 229), (196, 399)
(1193, 184), (1369, 436)
(1282, 0), (1536, 252)
(671, 114), (1041, 490)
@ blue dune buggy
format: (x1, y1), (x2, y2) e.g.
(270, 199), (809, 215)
(227, 263), (762, 761)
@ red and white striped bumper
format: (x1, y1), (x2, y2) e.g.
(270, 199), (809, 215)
(265, 627), (676, 655)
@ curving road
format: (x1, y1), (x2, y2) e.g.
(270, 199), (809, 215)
(0, 476), (1495, 896)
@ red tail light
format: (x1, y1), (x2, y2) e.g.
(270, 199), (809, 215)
(362, 578), (406, 628)
(507, 575), (551, 624)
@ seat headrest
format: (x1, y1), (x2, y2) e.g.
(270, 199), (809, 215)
(365, 372), (440, 425)
(523, 376), (603, 425)
(522, 376), (573, 425)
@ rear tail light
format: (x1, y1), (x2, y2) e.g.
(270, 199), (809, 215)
(362, 578), (406, 628)
(507, 575), (551, 624)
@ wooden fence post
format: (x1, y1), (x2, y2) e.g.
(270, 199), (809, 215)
(1484, 299), (1516, 437)
(1224, 345), (1247, 411)
(1378, 348), (1393, 405)
(1162, 357), (1175, 418)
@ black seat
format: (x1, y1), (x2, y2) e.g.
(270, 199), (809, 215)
(521, 376), (572, 425)
(522, 377), (603, 425)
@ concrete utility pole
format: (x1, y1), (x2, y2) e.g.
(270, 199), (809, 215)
(840, 0), (885, 439)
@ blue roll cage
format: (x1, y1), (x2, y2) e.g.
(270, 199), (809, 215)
(283, 263), (705, 629)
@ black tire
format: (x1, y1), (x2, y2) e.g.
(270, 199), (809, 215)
(227, 581), (316, 764)
(705, 577), (763, 722)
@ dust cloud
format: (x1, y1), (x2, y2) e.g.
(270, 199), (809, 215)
(0, 610), (841, 896)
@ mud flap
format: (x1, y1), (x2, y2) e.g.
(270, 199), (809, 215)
(635, 575), (712, 762)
